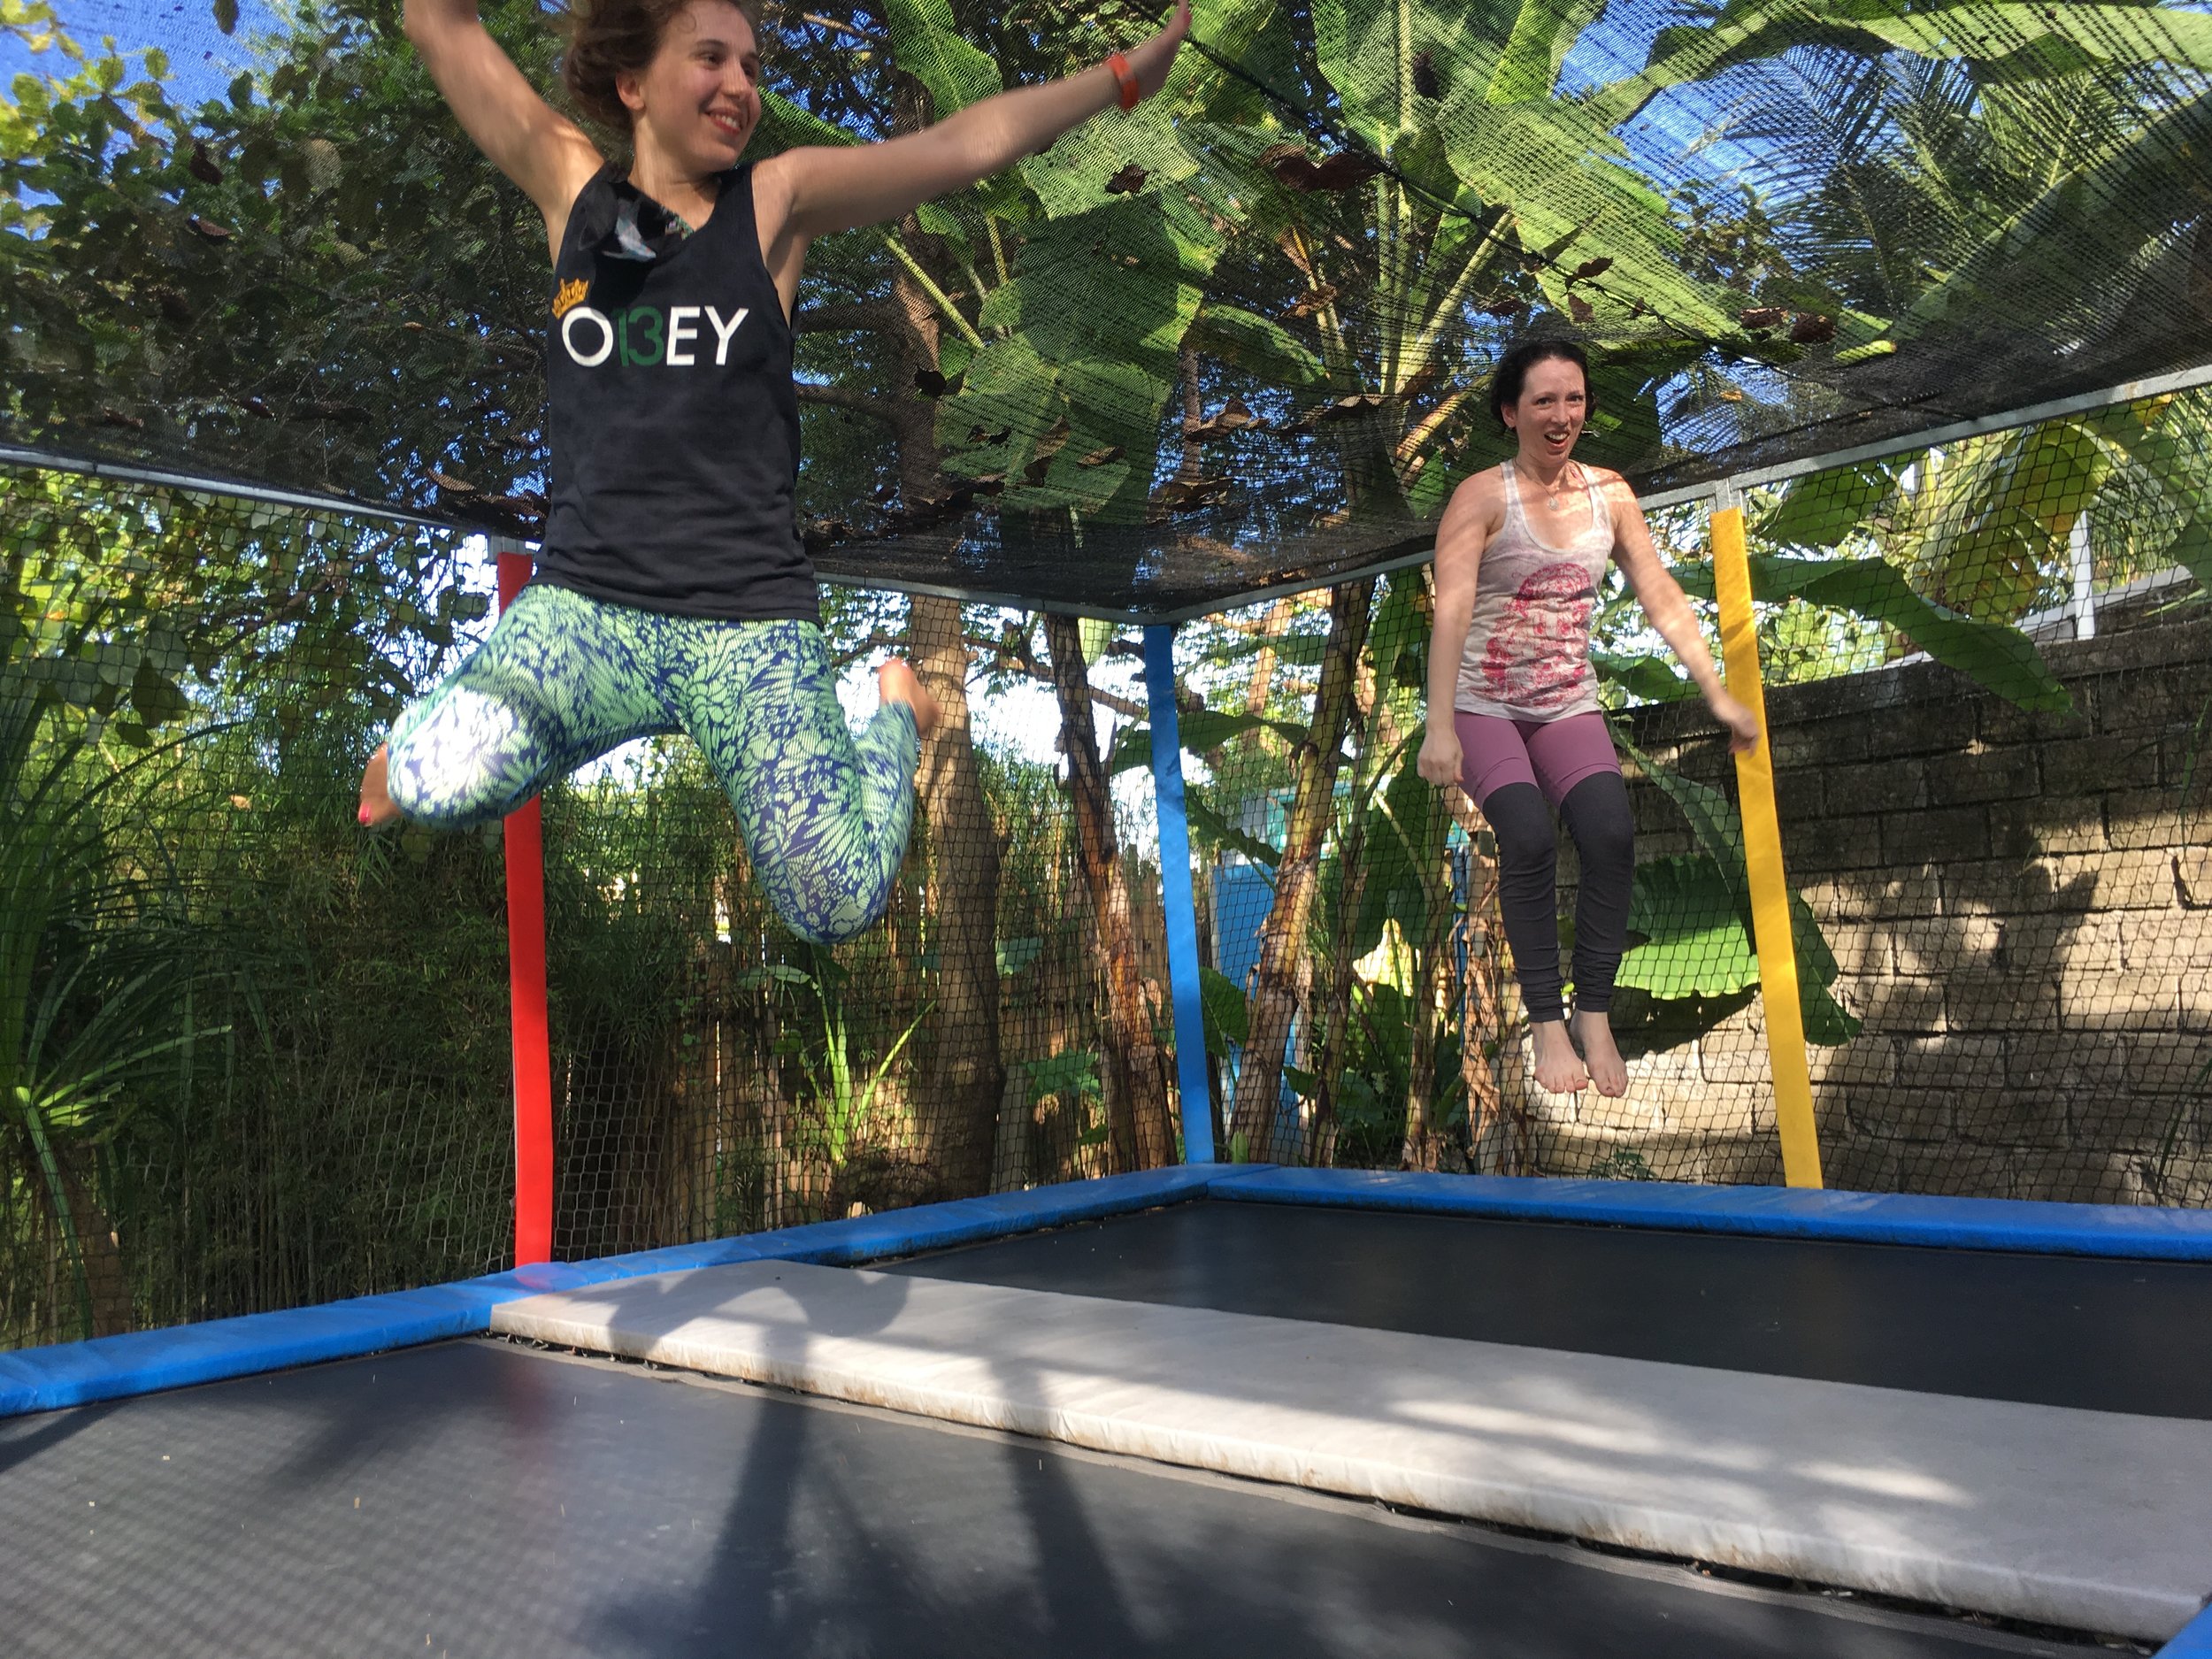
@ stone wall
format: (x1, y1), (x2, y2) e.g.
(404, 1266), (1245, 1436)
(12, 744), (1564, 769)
(1542, 606), (2212, 1205)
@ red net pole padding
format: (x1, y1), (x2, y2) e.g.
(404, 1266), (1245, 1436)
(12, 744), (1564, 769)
(496, 547), (555, 1265)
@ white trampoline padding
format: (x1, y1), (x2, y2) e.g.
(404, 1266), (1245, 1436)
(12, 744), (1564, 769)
(492, 1260), (2212, 1639)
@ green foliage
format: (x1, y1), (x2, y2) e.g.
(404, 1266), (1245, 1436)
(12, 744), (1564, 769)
(1199, 964), (1248, 1056)
(1024, 1049), (1107, 1150)
(1103, 707), (1310, 775)
(1671, 550), (2067, 710)
(2, 485), (228, 1337)
(747, 953), (932, 1166)
(1, 0), (559, 521)
(1749, 393), (2212, 629)
(1618, 856), (1761, 1000)
(1328, 979), (1464, 1167)
(1616, 734), (1859, 1046)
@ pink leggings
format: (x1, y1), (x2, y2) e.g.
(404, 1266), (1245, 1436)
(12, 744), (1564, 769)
(1454, 710), (1622, 809)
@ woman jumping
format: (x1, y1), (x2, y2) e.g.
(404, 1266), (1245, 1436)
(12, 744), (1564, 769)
(361, 0), (1192, 944)
(1418, 338), (1759, 1097)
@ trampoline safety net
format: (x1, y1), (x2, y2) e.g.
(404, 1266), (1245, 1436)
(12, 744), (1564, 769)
(3, 0), (2210, 1353)
(8, 0), (2212, 611)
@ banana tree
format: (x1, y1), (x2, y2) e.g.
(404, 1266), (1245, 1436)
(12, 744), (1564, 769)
(1167, 0), (1737, 1164)
(1747, 390), (2212, 631)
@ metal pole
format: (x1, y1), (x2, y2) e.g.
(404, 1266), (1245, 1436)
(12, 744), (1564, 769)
(1709, 493), (1824, 1188)
(493, 541), (556, 1262)
(1143, 624), (1217, 1164)
(2070, 513), (2097, 641)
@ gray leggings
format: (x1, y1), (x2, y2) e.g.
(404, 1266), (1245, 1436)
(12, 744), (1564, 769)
(1476, 773), (1635, 1024)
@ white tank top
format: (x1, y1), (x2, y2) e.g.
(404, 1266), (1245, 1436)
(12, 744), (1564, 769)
(1455, 459), (1615, 722)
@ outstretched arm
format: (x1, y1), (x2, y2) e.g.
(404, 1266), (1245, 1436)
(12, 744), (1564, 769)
(763, 1), (1193, 242)
(1605, 478), (1759, 753)
(403, 0), (603, 256)
(1418, 473), (1499, 790)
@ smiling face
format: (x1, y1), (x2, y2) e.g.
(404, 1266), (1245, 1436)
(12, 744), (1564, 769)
(1502, 356), (1590, 467)
(618, 0), (762, 177)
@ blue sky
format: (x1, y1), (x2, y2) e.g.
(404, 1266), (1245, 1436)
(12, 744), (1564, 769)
(3, 1), (276, 110)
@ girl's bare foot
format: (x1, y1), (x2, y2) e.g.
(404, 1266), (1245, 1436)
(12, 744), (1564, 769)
(1529, 1018), (1589, 1094)
(358, 743), (402, 828)
(1573, 1008), (1629, 1098)
(878, 657), (942, 741)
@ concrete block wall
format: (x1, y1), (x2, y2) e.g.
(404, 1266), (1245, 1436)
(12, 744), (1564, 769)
(1531, 609), (2212, 1205)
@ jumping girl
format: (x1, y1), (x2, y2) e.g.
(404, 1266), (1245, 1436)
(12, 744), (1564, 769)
(360, 0), (1192, 945)
(1418, 339), (1760, 1097)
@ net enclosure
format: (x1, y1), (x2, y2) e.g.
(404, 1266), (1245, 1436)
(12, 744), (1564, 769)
(8, 0), (2212, 612)
(3, 0), (2211, 1361)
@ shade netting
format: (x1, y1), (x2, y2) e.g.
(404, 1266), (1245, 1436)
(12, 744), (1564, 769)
(8, 1), (2212, 611)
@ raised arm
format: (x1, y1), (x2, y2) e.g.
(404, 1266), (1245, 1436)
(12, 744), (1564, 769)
(1418, 472), (1501, 789)
(760, 1), (1193, 243)
(403, 0), (603, 257)
(1602, 476), (1759, 753)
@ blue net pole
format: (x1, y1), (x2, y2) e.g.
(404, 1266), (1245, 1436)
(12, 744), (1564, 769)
(1145, 623), (1216, 1164)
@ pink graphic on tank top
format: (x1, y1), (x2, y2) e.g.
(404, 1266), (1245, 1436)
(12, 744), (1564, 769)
(1482, 561), (1597, 712)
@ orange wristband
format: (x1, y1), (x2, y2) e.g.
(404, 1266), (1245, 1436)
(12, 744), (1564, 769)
(1105, 50), (1141, 111)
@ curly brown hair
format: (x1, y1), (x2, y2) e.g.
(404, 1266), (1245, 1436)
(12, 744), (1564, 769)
(560, 0), (765, 133)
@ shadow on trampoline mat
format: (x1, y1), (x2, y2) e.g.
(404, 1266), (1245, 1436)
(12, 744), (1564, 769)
(494, 1333), (2151, 1656)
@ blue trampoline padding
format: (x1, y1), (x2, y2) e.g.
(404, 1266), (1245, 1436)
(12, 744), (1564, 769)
(2164, 1604), (2212, 1655)
(0, 1164), (1227, 1418)
(1205, 1168), (2212, 1261)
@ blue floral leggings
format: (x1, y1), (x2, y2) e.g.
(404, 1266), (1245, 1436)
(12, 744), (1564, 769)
(383, 582), (919, 946)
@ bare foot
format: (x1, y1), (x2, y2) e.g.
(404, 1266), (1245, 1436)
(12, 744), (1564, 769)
(1573, 1008), (1629, 1098)
(1529, 1018), (1589, 1094)
(357, 743), (402, 828)
(878, 657), (942, 741)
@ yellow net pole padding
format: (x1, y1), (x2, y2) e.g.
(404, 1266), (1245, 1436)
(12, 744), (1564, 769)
(1709, 495), (1825, 1188)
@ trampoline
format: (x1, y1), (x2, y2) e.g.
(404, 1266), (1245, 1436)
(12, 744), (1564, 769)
(7, 1168), (2212, 1658)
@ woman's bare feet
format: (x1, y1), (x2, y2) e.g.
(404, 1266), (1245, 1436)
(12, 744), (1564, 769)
(1573, 1007), (1629, 1098)
(357, 743), (402, 828)
(878, 657), (942, 741)
(1529, 1018), (1590, 1094)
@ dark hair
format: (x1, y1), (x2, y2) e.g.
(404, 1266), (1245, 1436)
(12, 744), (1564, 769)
(560, 0), (764, 133)
(1487, 337), (1594, 432)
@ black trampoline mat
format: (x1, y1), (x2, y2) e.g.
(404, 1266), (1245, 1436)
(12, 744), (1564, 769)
(882, 1199), (2212, 1420)
(0, 1340), (2071, 1659)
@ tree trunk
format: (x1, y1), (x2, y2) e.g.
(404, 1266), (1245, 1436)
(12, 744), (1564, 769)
(848, 105), (1006, 1202)
(1043, 613), (1177, 1171)
(1308, 655), (1386, 1166)
(58, 1149), (133, 1338)
(1397, 786), (1458, 1172)
(908, 593), (1002, 1197)
(1446, 794), (1527, 1173)
(1240, 596), (1297, 751)
(1229, 578), (1373, 1157)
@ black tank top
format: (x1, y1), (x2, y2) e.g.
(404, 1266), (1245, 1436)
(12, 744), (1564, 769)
(534, 163), (818, 623)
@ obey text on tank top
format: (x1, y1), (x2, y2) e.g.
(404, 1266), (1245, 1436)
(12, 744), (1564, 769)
(534, 163), (818, 623)
(1455, 460), (1615, 722)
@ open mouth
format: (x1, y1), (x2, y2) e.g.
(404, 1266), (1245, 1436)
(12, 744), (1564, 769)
(706, 109), (749, 142)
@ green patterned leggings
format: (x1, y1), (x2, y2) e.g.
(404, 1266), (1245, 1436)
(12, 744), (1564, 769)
(383, 582), (919, 946)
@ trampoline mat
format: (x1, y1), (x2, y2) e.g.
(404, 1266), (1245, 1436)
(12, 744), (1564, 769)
(881, 1199), (2212, 1419)
(0, 1339), (2068, 1659)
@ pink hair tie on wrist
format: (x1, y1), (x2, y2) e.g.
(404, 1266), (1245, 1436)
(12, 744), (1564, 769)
(1105, 50), (1141, 111)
